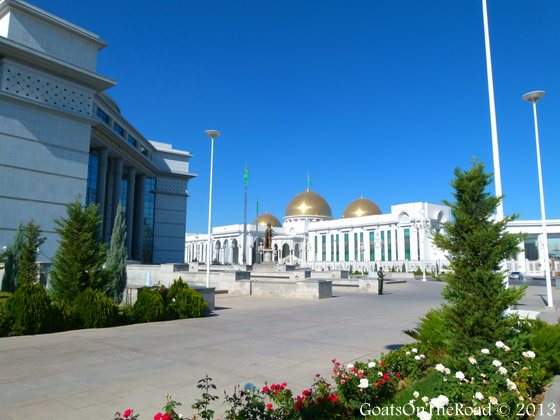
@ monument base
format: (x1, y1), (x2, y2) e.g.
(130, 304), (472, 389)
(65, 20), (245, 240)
(262, 249), (273, 263)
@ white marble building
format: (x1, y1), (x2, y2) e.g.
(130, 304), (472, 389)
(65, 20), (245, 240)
(185, 188), (450, 274)
(185, 188), (560, 278)
(0, 0), (196, 263)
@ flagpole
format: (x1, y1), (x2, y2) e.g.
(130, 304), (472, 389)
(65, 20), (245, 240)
(255, 199), (259, 263)
(242, 164), (248, 265)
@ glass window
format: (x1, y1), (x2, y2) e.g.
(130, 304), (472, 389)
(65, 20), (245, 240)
(369, 232), (375, 261)
(395, 229), (399, 260)
(360, 232), (364, 261)
(85, 152), (99, 207)
(128, 136), (137, 148)
(344, 233), (349, 262)
(336, 234), (340, 262)
(388, 230), (392, 261)
(114, 123), (124, 136)
(525, 239), (538, 261)
(381, 231), (385, 261)
(120, 178), (128, 213)
(331, 235), (334, 262)
(314, 236), (318, 261)
(97, 107), (109, 123)
(549, 238), (560, 259)
(322, 235), (326, 262)
(404, 228), (411, 261)
(354, 233), (358, 261)
(142, 178), (156, 263)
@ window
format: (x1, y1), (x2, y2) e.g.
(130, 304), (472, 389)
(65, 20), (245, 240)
(97, 107), (109, 123)
(336, 234), (340, 262)
(128, 136), (137, 148)
(114, 122), (124, 136)
(314, 236), (318, 261)
(85, 152), (99, 206)
(322, 235), (326, 262)
(404, 229), (411, 261)
(381, 231), (385, 261)
(331, 235), (334, 262)
(525, 239), (538, 261)
(344, 233), (349, 262)
(142, 178), (156, 263)
(388, 231), (392, 261)
(395, 229), (399, 260)
(369, 232), (375, 261)
(360, 232), (364, 261)
(120, 178), (128, 213)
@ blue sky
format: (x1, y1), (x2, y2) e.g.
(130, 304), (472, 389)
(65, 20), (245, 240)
(33, 0), (560, 233)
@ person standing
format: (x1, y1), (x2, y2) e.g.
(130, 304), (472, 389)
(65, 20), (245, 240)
(377, 266), (385, 295)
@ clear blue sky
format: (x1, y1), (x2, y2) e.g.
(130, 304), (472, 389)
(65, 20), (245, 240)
(33, 0), (560, 233)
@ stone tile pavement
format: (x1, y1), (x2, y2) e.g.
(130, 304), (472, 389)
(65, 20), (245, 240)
(0, 280), (557, 420)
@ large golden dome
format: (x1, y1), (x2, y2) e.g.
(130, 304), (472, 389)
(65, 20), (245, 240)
(342, 197), (382, 218)
(253, 212), (282, 227)
(285, 190), (332, 218)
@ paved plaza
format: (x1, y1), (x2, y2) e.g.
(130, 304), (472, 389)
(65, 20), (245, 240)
(0, 280), (558, 420)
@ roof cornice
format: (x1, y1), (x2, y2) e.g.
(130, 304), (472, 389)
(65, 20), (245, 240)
(0, 36), (115, 91)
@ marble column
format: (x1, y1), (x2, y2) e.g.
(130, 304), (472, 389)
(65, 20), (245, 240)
(133, 174), (146, 261)
(126, 167), (136, 259)
(96, 148), (108, 237)
(111, 158), (123, 234)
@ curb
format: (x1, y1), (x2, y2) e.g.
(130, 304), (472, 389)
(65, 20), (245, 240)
(536, 376), (560, 419)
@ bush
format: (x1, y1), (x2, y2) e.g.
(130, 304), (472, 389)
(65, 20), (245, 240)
(5, 283), (52, 335)
(380, 343), (429, 380)
(167, 278), (207, 318)
(73, 288), (116, 328)
(525, 319), (560, 375)
(404, 308), (449, 361)
(133, 287), (168, 323)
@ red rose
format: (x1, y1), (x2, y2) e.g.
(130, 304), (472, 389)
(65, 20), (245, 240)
(154, 414), (162, 420)
(266, 403), (273, 410)
(332, 359), (336, 363)
(274, 390), (278, 395)
(162, 415), (171, 420)
(396, 372), (400, 377)
(270, 384), (275, 391)
(332, 393), (339, 403)
(282, 382), (287, 387)
(123, 409), (133, 417)
(380, 362), (385, 366)
(262, 386), (269, 393)
(302, 389), (311, 397)
(376, 384), (381, 388)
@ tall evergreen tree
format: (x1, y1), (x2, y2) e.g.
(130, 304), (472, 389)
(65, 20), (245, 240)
(105, 203), (128, 303)
(15, 220), (46, 287)
(49, 198), (107, 303)
(1, 222), (24, 293)
(433, 160), (526, 362)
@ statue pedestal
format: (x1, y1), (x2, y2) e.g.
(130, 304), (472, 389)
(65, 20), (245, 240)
(262, 249), (273, 263)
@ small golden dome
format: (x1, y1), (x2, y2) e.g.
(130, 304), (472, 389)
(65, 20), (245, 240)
(285, 190), (332, 218)
(253, 212), (282, 227)
(342, 197), (382, 218)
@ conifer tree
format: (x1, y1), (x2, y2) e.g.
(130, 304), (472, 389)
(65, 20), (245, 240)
(1, 222), (24, 293)
(49, 198), (107, 303)
(433, 160), (526, 362)
(15, 220), (45, 287)
(105, 203), (128, 303)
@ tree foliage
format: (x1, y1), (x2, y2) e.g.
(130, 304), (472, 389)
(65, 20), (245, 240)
(15, 220), (45, 287)
(432, 160), (526, 363)
(1, 222), (23, 293)
(105, 203), (128, 303)
(49, 198), (107, 304)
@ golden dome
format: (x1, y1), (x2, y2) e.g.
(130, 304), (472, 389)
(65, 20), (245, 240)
(253, 212), (282, 227)
(285, 190), (332, 218)
(342, 197), (382, 218)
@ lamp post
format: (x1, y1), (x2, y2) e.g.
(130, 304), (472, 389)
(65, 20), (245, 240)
(482, 0), (505, 221)
(522, 91), (553, 308)
(204, 129), (221, 288)
(419, 206), (427, 282)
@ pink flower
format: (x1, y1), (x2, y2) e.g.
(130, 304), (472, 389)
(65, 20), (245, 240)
(123, 409), (133, 417)
(340, 379), (345, 384)
(332, 393), (339, 403)
(282, 382), (287, 387)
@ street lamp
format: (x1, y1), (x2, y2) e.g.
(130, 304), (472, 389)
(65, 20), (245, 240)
(419, 206), (427, 282)
(205, 129), (221, 288)
(522, 91), (554, 308)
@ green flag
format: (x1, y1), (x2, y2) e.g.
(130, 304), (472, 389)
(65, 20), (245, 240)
(307, 171), (311, 189)
(244, 164), (249, 186)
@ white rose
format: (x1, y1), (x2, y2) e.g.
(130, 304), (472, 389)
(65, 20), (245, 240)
(504, 345), (511, 352)
(347, 363), (354, 369)
(411, 348), (418, 353)
(498, 366), (508, 375)
(481, 348), (490, 354)
(417, 410), (432, 420)
(368, 361), (376, 368)
(468, 356), (477, 365)
(406, 351), (411, 355)
(489, 396), (498, 405)
(523, 350), (536, 359)
(415, 355), (421, 361)
(443, 368), (451, 375)
(506, 378), (517, 390)
(413, 391), (420, 398)
(420, 354), (426, 359)
(492, 360), (502, 367)
(455, 371), (465, 380)
(475, 392), (483, 401)
(422, 396), (429, 403)
(495, 341), (506, 349)
(358, 378), (369, 389)
(435, 364), (445, 372)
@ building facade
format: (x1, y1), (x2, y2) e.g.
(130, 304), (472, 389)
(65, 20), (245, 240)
(0, 0), (195, 263)
(186, 189), (560, 278)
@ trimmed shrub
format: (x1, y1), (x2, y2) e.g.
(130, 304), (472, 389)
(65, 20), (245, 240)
(525, 319), (560, 375)
(5, 283), (52, 335)
(133, 287), (168, 323)
(73, 288), (116, 328)
(404, 308), (449, 361)
(167, 278), (207, 318)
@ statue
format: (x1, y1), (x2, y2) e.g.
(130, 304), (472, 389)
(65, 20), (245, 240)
(264, 223), (272, 249)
